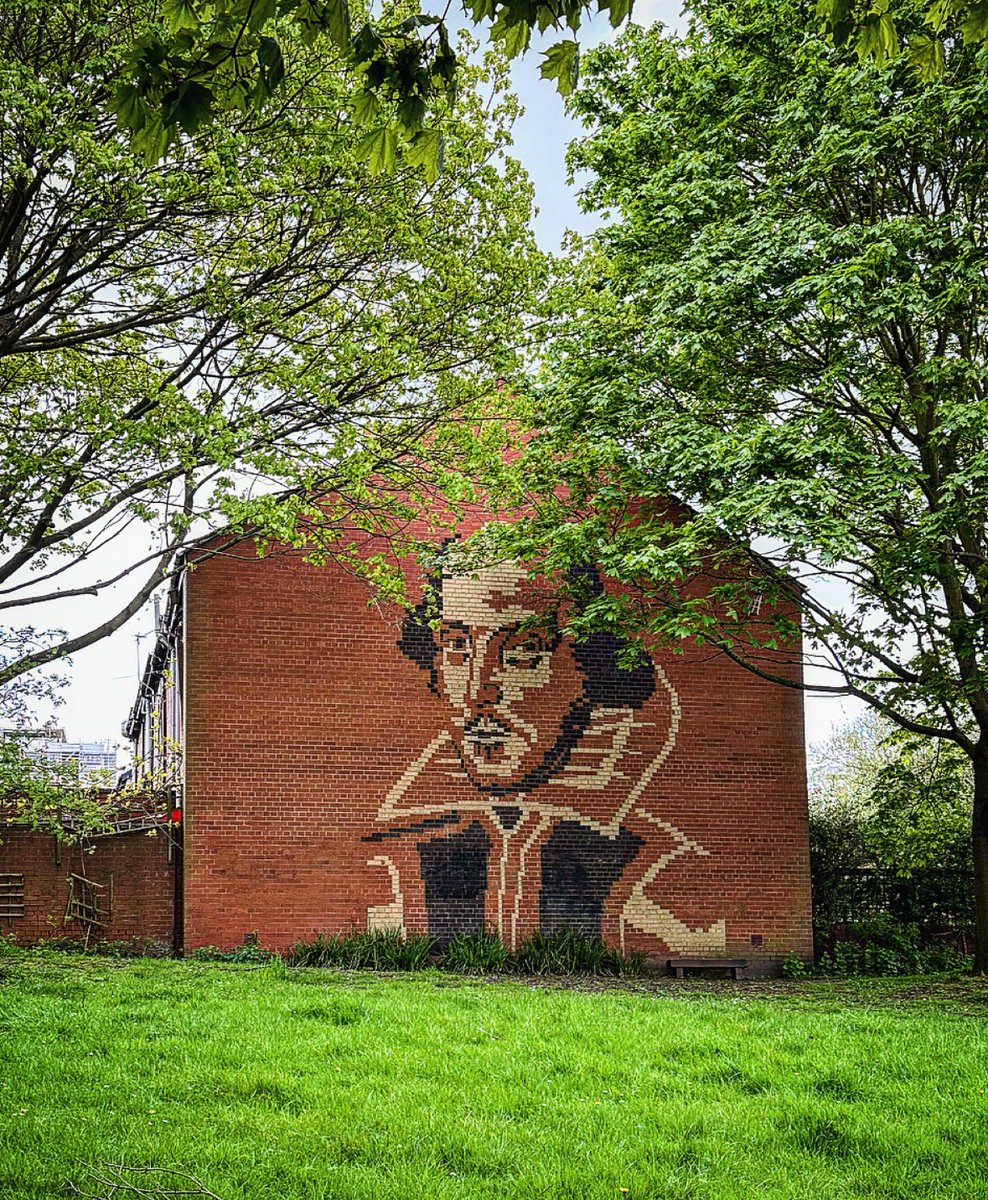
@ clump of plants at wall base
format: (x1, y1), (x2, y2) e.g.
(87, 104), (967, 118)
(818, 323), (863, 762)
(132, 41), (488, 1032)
(281, 930), (434, 971)
(286, 928), (646, 975)
(0, 935), (172, 959)
(781, 917), (973, 978)
(188, 936), (281, 965)
(38, 936), (172, 959)
(443, 928), (509, 973)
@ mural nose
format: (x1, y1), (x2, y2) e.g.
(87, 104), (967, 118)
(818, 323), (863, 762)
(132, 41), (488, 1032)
(468, 640), (503, 705)
(472, 670), (502, 705)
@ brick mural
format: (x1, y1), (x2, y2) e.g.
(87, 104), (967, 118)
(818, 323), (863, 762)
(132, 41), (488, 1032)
(181, 516), (813, 970)
(367, 557), (708, 952)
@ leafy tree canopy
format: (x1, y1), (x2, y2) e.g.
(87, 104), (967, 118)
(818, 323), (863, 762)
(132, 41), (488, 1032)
(110, 0), (633, 172)
(0, 1), (543, 701)
(808, 712), (973, 941)
(499, 1), (988, 966)
(96, 0), (988, 170)
(810, 712), (972, 877)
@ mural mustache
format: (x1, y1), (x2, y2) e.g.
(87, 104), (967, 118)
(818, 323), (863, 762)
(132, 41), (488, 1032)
(463, 716), (510, 754)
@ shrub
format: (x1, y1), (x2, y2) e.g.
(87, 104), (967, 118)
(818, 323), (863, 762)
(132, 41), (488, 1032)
(918, 940), (973, 973)
(781, 953), (810, 979)
(286, 930), (434, 971)
(190, 934), (277, 964)
(16, 935), (170, 960)
(814, 915), (973, 976)
(443, 929), (509, 974)
(33, 936), (89, 955)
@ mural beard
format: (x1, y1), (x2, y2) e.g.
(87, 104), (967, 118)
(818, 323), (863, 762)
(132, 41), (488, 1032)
(451, 699), (594, 798)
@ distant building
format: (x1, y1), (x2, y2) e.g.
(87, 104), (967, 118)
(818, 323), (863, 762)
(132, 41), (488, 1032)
(23, 733), (119, 786)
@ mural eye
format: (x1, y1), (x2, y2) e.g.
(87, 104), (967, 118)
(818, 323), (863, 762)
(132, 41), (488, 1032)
(503, 641), (545, 670)
(442, 635), (470, 666)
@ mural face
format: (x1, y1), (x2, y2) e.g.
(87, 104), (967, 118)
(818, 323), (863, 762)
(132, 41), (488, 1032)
(365, 549), (728, 957)
(436, 566), (587, 793)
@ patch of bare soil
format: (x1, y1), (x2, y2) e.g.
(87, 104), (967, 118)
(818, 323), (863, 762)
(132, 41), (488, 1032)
(434, 971), (988, 1015)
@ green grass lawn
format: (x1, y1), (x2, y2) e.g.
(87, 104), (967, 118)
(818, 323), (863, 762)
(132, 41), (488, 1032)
(1, 956), (986, 1200)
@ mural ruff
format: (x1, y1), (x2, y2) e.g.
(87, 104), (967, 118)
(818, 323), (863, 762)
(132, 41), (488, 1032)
(366, 675), (727, 954)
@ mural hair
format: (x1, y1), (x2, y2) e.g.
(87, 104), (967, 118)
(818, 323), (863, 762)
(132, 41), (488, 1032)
(397, 559), (656, 710)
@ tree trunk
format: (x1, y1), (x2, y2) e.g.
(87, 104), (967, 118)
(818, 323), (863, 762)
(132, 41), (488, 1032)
(973, 743), (988, 975)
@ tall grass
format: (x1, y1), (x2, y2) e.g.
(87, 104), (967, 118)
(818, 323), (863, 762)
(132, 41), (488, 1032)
(443, 929), (509, 974)
(514, 928), (646, 976)
(287, 929), (434, 970)
(285, 927), (646, 976)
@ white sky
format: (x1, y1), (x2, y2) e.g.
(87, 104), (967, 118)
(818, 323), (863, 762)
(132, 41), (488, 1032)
(19, 0), (861, 756)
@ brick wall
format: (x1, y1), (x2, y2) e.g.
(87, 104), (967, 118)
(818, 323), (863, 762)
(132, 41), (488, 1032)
(183, 519), (813, 971)
(0, 829), (176, 948)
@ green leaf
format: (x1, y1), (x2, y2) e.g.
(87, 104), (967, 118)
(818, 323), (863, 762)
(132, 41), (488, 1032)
(540, 39), (580, 97)
(926, 0), (963, 32)
(325, 0), (351, 51)
(257, 37), (286, 94)
(162, 0), (201, 34)
(405, 128), (443, 183)
(113, 81), (148, 132)
(168, 81), (215, 134)
(398, 14), (440, 33)
(856, 12), (898, 64)
(960, 1), (988, 40)
(352, 21), (384, 62)
(908, 33), (945, 79)
(133, 114), (170, 164)
(294, 0), (323, 45)
(462, 0), (497, 21)
(491, 18), (531, 59)
(356, 124), (397, 174)
(432, 25), (458, 84)
(600, 0), (634, 28)
(397, 95), (428, 133)
(246, 0), (279, 31)
(353, 89), (381, 124)
(818, 0), (857, 46)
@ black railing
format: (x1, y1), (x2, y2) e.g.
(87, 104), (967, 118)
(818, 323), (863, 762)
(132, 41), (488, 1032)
(813, 866), (973, 930)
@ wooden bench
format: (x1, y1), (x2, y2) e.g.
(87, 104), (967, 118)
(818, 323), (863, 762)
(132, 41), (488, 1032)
(668, 957), (748, 980)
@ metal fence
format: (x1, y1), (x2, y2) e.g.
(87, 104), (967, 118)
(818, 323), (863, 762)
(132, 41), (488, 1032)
(812, 866), (974, 931)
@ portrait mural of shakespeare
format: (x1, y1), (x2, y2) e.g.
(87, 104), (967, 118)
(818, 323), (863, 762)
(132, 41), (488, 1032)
(363, 544), (727, 955)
